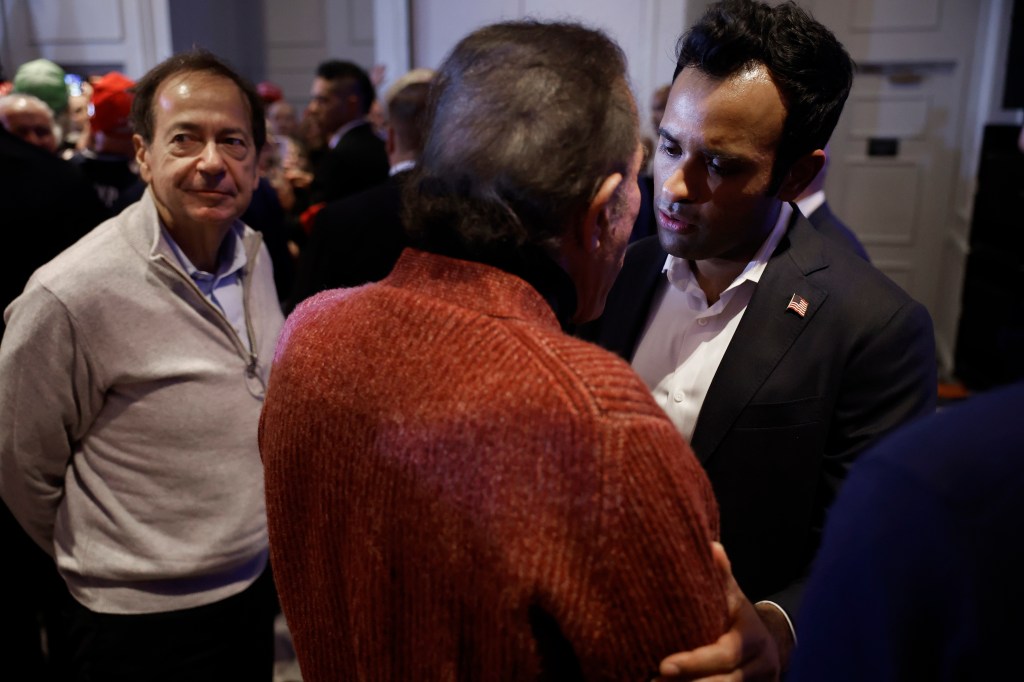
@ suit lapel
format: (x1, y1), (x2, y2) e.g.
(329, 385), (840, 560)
(595, 236), (666, 360)
(690, 214), (829, 463)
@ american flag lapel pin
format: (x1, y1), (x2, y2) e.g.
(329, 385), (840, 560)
(786, 293), (809, 318)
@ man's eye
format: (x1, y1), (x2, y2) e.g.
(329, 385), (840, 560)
(221, 138), (250, 159)
(707, 159), (734, 176)
(657, 140), (680, 158)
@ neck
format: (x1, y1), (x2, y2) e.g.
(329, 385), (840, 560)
(690, 258), (745, 306)
(389, 148), (417, 167)
(329, 116), (364, 139)
(694, 202), (784, 303)
(163, 218), (231, 272)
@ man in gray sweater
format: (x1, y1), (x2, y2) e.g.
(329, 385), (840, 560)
(0, 49), (284, 681)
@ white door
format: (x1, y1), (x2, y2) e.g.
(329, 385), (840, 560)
(0, 0), (172, 79)
(805, 0), (983, 371)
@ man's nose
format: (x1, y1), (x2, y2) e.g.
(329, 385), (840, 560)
(661, 160), (705, 204)
(197, 142), (226, 174)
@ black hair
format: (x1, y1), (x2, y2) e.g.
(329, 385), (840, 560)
(315, 60), (376, 115)
(675, 0), (854, 192)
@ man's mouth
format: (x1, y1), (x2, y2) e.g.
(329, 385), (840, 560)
(657, 207), (697, 233)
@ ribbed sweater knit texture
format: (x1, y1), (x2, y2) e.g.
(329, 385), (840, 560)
(260, 249), (728, 680)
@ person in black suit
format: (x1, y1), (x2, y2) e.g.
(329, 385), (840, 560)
(794, 146), (870, 261)
(582, 1), (937, 675)
(305, 60), (389, 205)
(287, 74), (432, 313)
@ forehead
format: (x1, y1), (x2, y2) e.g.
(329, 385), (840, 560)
(665, 64), (786, 154)
(311, 77), (345, 98)
(2, 98), (50, 119)
(5, 106), (48, 121)
(152, 71), (252, 134)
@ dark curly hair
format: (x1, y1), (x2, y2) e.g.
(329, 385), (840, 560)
(675, 0), (854, 193)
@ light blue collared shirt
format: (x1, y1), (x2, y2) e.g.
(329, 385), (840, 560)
(164, 223), (250, 351)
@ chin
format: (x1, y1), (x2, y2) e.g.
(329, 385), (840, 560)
(657, 230), (695, 260)
(572, 294), (607, 325)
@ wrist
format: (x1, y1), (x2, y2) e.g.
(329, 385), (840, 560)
(754, 600), (796, 670)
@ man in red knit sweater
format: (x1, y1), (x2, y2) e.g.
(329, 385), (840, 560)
(259, 21), (777, 681)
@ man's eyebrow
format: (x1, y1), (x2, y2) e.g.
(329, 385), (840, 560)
(656, 127), (745, 162)
(166, 121), (250, 137)
(165, 121), (199, 133)
(703, 149), (745, 163)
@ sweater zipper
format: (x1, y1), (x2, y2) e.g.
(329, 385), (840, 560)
(155, 252), (260, 377)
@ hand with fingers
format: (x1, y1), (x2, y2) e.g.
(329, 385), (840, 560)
(656, 542), (782, 682)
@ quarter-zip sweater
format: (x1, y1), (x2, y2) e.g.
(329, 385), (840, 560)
(0, 189), (284, 614)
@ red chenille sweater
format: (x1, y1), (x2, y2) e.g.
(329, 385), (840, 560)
(259, 249), (728, 680)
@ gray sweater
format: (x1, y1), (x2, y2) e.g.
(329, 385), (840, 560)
(0, 190), (284, 614)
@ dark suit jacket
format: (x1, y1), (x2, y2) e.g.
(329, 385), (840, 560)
(581, 211), (936, 613)
(804, 201), (870, 262)
(1, 127), (108, 337)
(790, 380), (1024, 681)
(309, 122), (390, 205)
(287, 172), (409, 313)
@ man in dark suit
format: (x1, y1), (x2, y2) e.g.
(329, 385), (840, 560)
(306, 60), (389, 205)
(794, 146), (870, 261)
(287, 74), (433, 313)
(584, 1), (936, 674)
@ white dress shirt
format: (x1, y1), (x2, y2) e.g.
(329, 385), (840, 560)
(164, 223), (251, 351)
(631, 203), (792, 440)
(795, 189), (825, 219)
(327, 118), (367, 149)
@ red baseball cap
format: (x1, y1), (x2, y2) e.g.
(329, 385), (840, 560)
(257, 81), (283, 104)
(89, 71), (135, 139)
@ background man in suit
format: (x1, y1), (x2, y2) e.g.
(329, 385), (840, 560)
(585, 0), (936, 671)
(286, 71), (433, 312)
(305, 59), (389, 205)
(794, 144), (869, 261)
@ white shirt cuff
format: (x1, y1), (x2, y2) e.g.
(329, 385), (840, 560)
(755, 599), (797, 646)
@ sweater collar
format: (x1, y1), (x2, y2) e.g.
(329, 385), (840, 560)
(384, 248), (578, 331)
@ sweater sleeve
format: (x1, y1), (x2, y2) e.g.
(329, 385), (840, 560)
(555, 413), (729, 680)
(0, 283), (104, 555)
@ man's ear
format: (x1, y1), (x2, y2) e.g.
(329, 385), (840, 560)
(777, 148), (825, 201)
(347, 94), (363, 120)
(386, 125), (397, 157)
(133, 133), (152, 184)
(580, 172), (624, 253)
